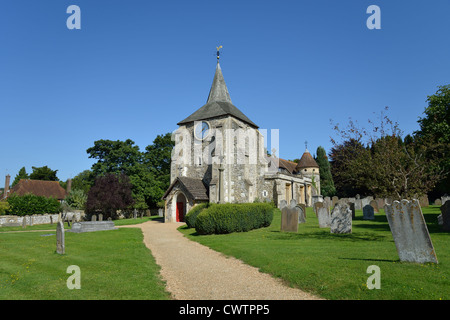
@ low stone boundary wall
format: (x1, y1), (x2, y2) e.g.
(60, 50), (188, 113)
(0, 211), (85, 227)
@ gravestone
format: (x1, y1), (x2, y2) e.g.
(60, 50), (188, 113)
(281, 200), (299, 232)
(375, 198), (384, 209)
(330, 202), (352, 234)
(355, 199), (362, 210)
(91, 215), (97, 222)
(313, 201), (323, 217)
(22, 216), (27, 229)
(370, 199), (379, 213)
(384, 199), (438, 264)
(419, 195), (429, 207)
(158, 208), (164, 217)
(363, 205), (375, 220)
(332, 196), (339, 207)
(67, 221), (118, 233)
(279, 200), (287, 210)
(56, 221), (65, 255)
(317, 207), (330, 228)
(434, 199), (442, 206)
(440, 201), (450, 232)
(98, 214), (103, 222)
(297, 203), (306, 223)
(349, 202), (356, 219)
(133, 209), (138, 219)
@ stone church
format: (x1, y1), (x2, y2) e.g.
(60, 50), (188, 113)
(162, 59), (320, 222)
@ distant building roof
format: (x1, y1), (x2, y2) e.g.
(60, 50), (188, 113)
(9, 179), (67, 200)
(177, 62), (258, 128)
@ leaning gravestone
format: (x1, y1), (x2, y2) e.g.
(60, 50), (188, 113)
(384, 199), (438, 264)
(56, 221), (65, 255)
(317, 206), (330, 228)
(330, 202), (352, 234)
(281, 200), (299, 232)
(297, 203), (306, 224)
(363, 205), (375, 220)
(440, 200), (450, 232)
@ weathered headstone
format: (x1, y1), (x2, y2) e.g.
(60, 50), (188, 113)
(332, 196), (339, 207)
(279, 200), (287, 210)
(330, 202), (352, 234)
(370, 199), (379, 213)
(56, 221), (65, 255)
(363, 205), (375, 220)
(158, 208), (164, 217)
(313, 201), (323, 217)
(419, 195), (429, 207)
(22, 216), (27, 229)
(376, 198), (384, 210)
(440, 200), (450, 232)
(349, 202), (356, 219)
(384, 199), (438, 264)
(91, 215), (97, 222)
(317, 207), (330, 228)
(281, 200), (299, 232)
(355, 199), (362, 210)
(98, 214), (103, 222)
(434, 199), (442, 206)
(297, 203), (306, 223)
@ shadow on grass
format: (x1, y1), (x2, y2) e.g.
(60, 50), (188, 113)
(338, 257), (399, 263)
(268, 230), (386, 242)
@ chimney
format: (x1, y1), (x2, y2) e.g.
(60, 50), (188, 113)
(4, 174), (10, 199)
(66, 178), (72, 195)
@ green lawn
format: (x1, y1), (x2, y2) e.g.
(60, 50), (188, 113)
(179, 205), (450, 300)
(0, 217), (170, 300)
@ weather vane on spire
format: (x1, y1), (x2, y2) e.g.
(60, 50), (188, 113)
(305, 140), (308, 151)
(216, 45), (223, 61)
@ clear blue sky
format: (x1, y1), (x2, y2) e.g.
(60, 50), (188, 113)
(1, 0), (449, 182)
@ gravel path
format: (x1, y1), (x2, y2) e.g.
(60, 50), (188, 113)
(121, 220), (322, 300)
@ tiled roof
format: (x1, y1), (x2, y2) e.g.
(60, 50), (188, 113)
(296, 150), (319, 169)
(163, 177), (209, 201)
(9, 179), (67, 200)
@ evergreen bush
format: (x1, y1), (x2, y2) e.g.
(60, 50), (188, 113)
(195, 202), (274, 235)
(185, 202), (210, 228)
(6, 194), (61, 216)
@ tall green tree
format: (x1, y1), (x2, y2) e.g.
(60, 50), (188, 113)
(330, 107), (445, 199)
(86, 134), (174, 209)
(415, 84), (450, 196)
(12, 167), (29, 186)
(71, 170), (95, 194)
(29, 166), (59, 181)
(144, 133), (175, 206)
(315, 146), (336, 197)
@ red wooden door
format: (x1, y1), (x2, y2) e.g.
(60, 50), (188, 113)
(176, 202), (184, 222)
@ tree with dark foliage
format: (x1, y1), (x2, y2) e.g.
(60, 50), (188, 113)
(86, 173), (134, 219)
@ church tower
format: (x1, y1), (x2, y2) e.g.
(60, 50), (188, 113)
(163, 56), (267, 222)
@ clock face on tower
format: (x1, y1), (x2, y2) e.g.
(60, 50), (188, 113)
(194, 121), (210, 140)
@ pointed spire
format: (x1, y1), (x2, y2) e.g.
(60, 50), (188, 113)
(206, 62), (232, 104)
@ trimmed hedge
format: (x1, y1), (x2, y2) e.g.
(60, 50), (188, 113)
(195, 202), (274, 235)
(6, 194), (61, 216)
(185, 202), (211, 229)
